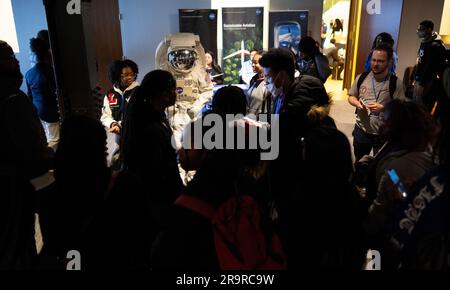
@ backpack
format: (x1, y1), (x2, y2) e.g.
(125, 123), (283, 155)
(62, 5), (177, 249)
(357, 71), (398, 99)
(175, 194), (287, 270)
(353, 143), (410, 210)
(392, 168), (450, 270)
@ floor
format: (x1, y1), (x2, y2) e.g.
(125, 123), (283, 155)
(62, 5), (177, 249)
(325, 78), (356, 160)
(326, 79), (354, 139)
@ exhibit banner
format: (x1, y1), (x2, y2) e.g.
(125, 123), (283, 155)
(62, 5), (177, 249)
(179, 9), (218, 54)
(269, 10), (309, 55)
(222, 7), (264, 84)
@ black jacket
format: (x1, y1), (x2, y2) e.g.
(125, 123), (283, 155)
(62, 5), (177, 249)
(297, 54), (331, 83)
(271, 76), (337, 267)
(122, 107), (183, 212)
(280, 75), (331, 143)
(274, 74), (332, 177)
(274, 73), (331, 168)
(415, 34), (447, 86)
(0, 86), (53, 269)
(0, 90), (53, 179)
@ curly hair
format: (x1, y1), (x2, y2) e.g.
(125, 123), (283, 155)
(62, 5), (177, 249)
(371, 32), (394, 49)
(29, 37), (49, 62)
(381, 100), (434, 152)
(107, 59), (139, 84)
(298, 36), (320, 57)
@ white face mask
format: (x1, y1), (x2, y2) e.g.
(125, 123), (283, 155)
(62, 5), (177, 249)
(417, 31), (426, 39)
(266, 81), (283, 97)
(265, 71), (284, 96)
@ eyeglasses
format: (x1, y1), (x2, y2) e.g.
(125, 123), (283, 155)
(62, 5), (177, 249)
(121, 72), (136, 78)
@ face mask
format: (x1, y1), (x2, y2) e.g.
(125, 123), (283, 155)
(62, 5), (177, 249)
(417, 31), (426, 39)
(266, 80), (283, 97)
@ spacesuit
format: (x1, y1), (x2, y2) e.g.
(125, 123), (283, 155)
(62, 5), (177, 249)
(155, 33), (213, 151)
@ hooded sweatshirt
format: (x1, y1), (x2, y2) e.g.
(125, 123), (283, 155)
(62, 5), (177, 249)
(415, 32), (447, 86)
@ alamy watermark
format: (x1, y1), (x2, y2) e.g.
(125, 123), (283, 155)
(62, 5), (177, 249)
(66, 0), (81, 15)
(366, 0), (381, 15)
(173, 114), (280, 161)
(365, 250), (381, 270)
(66, 0), (382, 17)
(66, 250), (81, 270)
(64, 248), (381, 271)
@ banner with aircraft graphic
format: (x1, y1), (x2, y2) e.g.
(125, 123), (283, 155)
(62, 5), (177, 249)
(222, 7), (264, 84)
(269, 10), (309, 56)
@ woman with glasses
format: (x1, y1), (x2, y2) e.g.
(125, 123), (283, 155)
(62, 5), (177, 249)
(100, 59), (139, 170)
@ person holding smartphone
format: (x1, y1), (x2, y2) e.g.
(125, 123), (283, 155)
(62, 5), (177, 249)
(363, 100), (435, 269)
(348, 44), (405, 162)
(389, 98), (450, 270)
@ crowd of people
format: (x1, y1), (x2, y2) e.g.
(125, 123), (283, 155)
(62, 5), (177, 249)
(1, 17), (450, 271)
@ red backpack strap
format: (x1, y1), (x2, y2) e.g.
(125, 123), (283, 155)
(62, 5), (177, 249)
(175, 195), (216, 220)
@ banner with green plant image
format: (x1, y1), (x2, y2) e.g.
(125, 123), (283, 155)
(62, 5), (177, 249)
(222, 7), (264, 84)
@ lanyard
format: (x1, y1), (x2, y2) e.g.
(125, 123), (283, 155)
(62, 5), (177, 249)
(274, 94), (285, 114)
(120, 94), (125, 113)
(372, 74), (389, 103)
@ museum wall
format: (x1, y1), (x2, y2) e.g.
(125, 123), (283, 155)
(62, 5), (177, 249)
(118, 0), (211, 79)
(396, 0), (444, 81)
(119, 0), (324, 77)
(269, 0), (323, 44)
(11, 0), (48, 92)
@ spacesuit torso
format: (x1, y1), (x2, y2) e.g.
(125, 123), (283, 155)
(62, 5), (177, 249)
(155, 33), (213, 150)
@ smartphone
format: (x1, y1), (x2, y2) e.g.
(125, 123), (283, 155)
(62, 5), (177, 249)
(359, 98), (372, 115)
(387, 169), (408, 198)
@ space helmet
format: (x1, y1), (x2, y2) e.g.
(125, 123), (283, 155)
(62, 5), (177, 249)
(168, 48), (198, 74)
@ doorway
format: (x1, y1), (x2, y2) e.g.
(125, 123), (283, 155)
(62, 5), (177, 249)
(322, 0), (352, 97)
